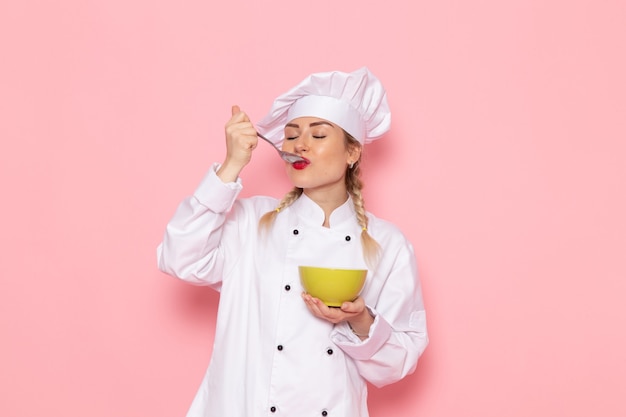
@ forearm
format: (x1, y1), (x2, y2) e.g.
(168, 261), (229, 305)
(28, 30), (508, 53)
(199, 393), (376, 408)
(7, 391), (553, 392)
(216, 158), (245, 183)
(157, 194), (226, 284)
(333, 310), (428, 387)
(347, 308), (375, 340)
(157, 163), (242, 284)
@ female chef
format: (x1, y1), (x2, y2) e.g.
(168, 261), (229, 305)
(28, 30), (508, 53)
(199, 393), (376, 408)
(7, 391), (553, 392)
(157, 67), (428, 417)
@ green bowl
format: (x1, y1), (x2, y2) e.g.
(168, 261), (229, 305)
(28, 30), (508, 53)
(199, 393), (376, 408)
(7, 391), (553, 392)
(299, 266), (367, 307)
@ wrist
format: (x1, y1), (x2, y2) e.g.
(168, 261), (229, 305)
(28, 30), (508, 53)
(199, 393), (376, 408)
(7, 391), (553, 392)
(217, 160), (243, 183)
(347, 309), (374, 339)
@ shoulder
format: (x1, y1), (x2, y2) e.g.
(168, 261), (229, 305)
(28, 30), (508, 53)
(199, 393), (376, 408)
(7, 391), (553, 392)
(232, 195), (280, 216)
(367, 211), (413, 248)
(366, 212), (419, 276)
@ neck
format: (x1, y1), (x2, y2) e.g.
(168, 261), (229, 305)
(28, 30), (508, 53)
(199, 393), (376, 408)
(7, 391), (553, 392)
(304, 185), (349, 227)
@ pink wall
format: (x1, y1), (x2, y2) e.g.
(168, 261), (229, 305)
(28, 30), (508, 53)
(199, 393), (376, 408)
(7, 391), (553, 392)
(2, 0), (625, 415)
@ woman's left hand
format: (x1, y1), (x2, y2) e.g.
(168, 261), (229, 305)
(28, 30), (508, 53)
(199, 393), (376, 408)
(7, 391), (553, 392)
(301, 293), (374, 336)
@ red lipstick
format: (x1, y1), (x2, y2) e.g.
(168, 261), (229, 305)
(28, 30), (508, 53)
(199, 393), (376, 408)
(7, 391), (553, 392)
(292, 160), (310, 170)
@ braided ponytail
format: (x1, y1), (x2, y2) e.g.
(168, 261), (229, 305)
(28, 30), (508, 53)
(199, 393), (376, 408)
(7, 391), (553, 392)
(258, 187), (303, 233)
(345, 149), (381, 268)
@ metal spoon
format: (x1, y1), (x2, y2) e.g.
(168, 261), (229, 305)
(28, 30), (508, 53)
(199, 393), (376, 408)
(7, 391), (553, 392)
(257, 132), (309, 164)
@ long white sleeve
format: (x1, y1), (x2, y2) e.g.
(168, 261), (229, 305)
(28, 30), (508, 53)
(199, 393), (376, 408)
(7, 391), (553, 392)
(156, 163), (242, 288)
(331, 226), (428, 387)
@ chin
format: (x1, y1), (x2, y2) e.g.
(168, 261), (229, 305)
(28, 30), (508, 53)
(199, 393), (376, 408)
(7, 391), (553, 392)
(290, 181), (311, 189)
(286, 171), (307, 187)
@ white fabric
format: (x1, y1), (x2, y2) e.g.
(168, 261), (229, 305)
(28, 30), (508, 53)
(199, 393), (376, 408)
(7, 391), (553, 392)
(256, 67), (391, 146)
(288, 95), (365, 141)
(157, 164), (428, 417)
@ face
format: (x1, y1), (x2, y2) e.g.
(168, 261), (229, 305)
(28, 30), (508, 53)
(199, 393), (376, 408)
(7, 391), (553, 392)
(282, 117), (360, 195)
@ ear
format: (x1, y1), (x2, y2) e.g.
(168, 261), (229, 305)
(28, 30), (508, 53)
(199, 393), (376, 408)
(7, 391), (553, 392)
(347, 143), (362, 165)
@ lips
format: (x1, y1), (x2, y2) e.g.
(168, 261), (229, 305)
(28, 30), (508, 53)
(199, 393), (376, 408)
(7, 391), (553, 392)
(292, 160), (310, 170)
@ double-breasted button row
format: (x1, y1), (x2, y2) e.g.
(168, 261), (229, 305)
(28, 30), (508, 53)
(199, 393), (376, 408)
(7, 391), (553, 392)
(269, 406), (328, 415)
(292, 228), (352, 242)
(276, 344), (332, 356)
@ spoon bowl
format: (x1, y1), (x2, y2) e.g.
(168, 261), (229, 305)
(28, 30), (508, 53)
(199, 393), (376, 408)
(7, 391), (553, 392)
(257, 132), (309, 164)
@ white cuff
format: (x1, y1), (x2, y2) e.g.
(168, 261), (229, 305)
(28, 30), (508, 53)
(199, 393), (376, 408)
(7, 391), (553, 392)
(192, 163), (243, 213)
(330, 308), (393, 360)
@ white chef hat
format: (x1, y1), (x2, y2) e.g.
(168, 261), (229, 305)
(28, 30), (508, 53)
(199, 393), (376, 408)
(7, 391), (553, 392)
(256, 67), (391, 146)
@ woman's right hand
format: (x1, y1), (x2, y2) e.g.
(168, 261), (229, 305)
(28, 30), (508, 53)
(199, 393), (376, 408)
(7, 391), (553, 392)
(217, 105), (258, 182)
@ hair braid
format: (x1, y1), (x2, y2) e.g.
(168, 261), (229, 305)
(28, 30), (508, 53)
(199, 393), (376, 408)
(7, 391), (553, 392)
(346, 161), (381, 268)
(258, 187), (303, 233)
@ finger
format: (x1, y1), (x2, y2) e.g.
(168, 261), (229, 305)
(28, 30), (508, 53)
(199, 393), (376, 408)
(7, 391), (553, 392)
(339, 301), (359, 313)
(231, 108), (250, 123)
(302, 293), (325, 314)
(229, 105), (250, 123)
(341, 296), (365, 313)
(302, 293), (322, 310)
(301, 293), (316, 309)
(340, 302), (357, 313)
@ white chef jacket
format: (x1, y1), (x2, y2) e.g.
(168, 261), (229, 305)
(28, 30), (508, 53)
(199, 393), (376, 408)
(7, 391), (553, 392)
(157, 163), (428, 417)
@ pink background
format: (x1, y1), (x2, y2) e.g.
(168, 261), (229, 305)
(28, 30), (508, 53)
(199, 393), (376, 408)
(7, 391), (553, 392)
(1, 0), (625, 416)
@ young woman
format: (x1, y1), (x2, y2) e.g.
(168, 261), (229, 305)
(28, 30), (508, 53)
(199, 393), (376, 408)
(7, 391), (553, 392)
(157, 67), (428, 417)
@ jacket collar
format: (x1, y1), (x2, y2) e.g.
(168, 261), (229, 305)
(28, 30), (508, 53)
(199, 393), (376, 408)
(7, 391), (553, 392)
(291, 192), (356, 228)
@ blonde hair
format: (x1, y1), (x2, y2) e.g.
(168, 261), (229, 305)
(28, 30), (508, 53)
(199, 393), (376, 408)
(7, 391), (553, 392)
(258, 132), (381, 268)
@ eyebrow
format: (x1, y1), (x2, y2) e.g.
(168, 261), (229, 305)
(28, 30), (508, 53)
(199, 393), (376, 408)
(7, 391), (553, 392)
(285, 121), (334, 128)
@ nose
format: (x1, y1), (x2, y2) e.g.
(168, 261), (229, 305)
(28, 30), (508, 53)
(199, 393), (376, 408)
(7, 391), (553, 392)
(293, 136), (309, 153)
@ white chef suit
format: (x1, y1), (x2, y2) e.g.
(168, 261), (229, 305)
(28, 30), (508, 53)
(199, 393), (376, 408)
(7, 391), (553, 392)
(157, 163), (428, 417)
